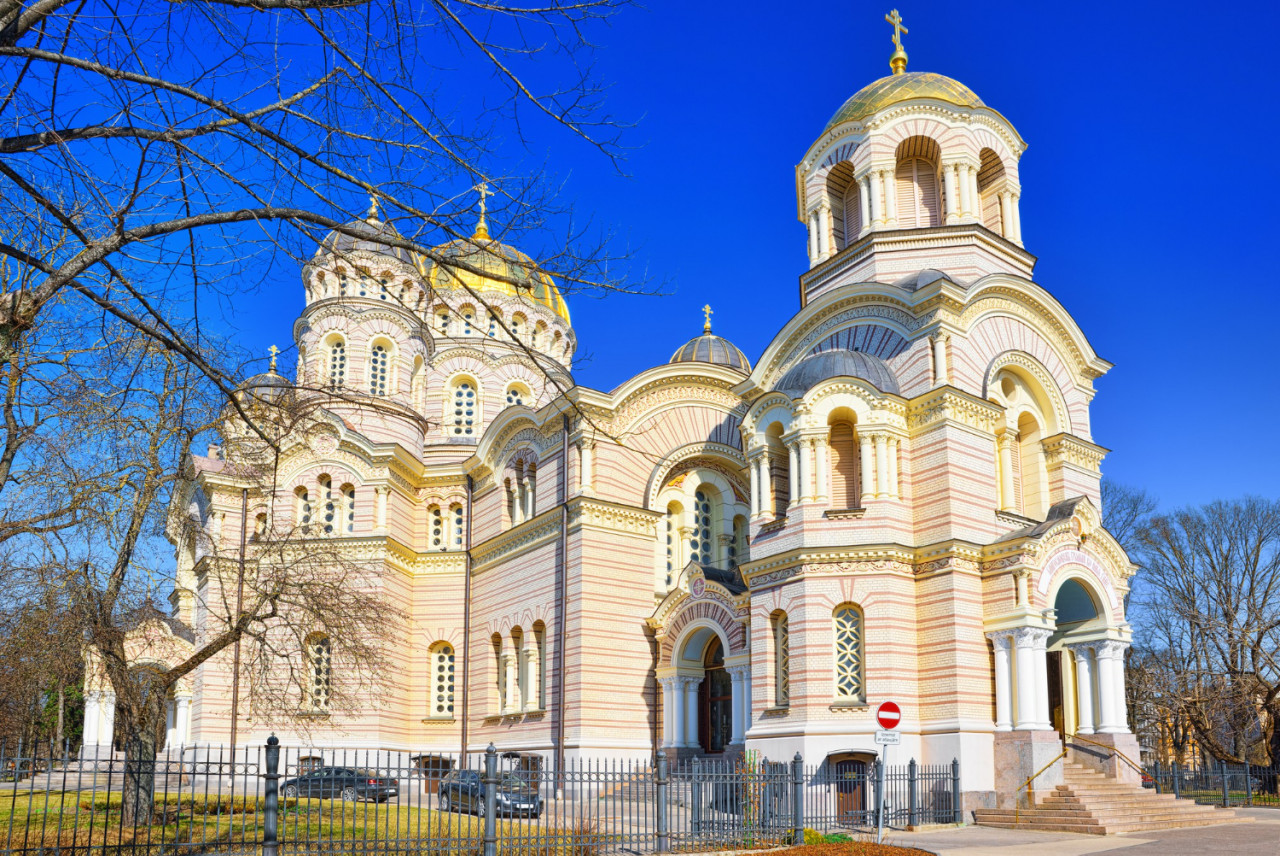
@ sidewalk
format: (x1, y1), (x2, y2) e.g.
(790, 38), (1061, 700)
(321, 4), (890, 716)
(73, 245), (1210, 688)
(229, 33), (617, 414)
(883, 808), (1280, 856)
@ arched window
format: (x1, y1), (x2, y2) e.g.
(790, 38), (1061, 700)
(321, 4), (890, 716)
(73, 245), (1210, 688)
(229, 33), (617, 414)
(510, 314), (525, 339)
(532, 323), (545, 348)
(341, 483), (355, 533)
(492, 634), (505, 714)
(688, 489), (714, 566)
(766, 424), (790, 517)
(450, 378), (478, 436)
(487, 312), (498, 338)
(306, 634), (331, 711)
(377, 276), (389, 301)
(461, 306), (475, 336)
(505, 383), (530, 407)
(511, 627), (525, 710)
(977, 148), (1006, 233)
(254, 512), (267, 539)
(531, 621), (546, 709)
(523, 464), (536, 520)
(430, 642), (455, 719)
(429, 505), (443, 550)
(326, 338), (347, 390)
(1017, 412), (1048, 519)
(894, 137), (942, 229)
(368, 344), (390, 396)
(337, 269), (349, 297)
(833, 604), (865, 702)
(438, 311), (450, 334)
(451, 504), (465, 549)
(294, 486), (312, 529)
(664, 502), (680, 588)
(319, 475), (335, 534)
(828, 414), (860, 509)
(771, 611), (789, 707)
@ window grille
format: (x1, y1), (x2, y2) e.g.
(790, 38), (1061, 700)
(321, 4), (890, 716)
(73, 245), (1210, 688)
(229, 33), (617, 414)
(773, 613), (789, 706)
(834, 605), (864, 701)
(342, 484), (355, 533)
(688, 490), (713, 565)
(433, 643), (455, 717)
(328, 341), (346, 389)
(308, 635), (331, 711)
(369, 344), (389, 396)
(452, 382), (476, 435)
(430, 506), (443, 550)
(452, 505), (464, 548)
(320, 476), (335, 534)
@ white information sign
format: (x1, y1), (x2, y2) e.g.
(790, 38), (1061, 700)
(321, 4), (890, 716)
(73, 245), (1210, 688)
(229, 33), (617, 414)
(874, 729), (901, 745)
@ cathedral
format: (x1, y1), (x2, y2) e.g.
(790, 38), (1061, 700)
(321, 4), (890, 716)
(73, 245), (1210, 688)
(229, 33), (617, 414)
(83, 17), (1142, 811)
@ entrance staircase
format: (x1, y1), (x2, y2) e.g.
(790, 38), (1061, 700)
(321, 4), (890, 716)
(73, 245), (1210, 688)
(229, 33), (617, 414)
(974, 761), (1243, 834)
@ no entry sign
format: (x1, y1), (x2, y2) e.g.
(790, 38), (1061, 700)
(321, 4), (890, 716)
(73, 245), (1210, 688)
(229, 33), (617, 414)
(876, 701), (901, 730)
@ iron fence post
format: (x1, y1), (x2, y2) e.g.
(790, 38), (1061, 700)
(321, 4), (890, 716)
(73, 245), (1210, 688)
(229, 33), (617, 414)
(791, 752), (804, 843)
(655, 752), (669, 853)
(951, 758), (962, 824)
(1153, 761), (1161, 794)
(483, 744), (498, 856)
(691, 758), (702, 831)
(1244, 759), (1253, 806)
(907, 759), (918, 827)
(1220, 758), (1229, 807)
(263, 735), (279, 856)
(873, 759), (883, 843)
(1173, 764), (1180, 799)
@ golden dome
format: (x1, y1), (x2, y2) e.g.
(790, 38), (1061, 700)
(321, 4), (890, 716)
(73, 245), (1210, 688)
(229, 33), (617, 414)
(425, 234), (570, 324)
(824, 71), (984, 132)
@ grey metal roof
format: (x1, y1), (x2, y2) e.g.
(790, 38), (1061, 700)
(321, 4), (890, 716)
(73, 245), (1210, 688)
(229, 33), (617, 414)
(669, 334), (752, 373)
(318, 217), (416, 266)
(775, 349), (900, 396)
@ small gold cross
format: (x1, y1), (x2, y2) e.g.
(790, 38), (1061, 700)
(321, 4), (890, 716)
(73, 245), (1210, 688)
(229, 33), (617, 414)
(268, 344), (280, 371)
(885, 9), (908, 51)
(702, 304), (714, 334)
(473, 182), (491, 217)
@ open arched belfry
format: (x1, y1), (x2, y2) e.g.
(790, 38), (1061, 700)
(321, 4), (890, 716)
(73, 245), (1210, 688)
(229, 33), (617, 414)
(89, 14), (1142, 812)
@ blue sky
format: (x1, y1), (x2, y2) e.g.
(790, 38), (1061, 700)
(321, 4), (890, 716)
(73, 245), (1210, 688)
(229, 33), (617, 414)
(239, 0), (1280, 510)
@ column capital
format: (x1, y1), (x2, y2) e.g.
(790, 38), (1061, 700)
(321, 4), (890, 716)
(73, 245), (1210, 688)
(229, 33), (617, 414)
(1064, 641), (1095, 656)
(1009, 625), (1052, 648)
(984, 629), (1015, 649)
(726, 664), (750, 680)
(1095, 639), (1129, 660)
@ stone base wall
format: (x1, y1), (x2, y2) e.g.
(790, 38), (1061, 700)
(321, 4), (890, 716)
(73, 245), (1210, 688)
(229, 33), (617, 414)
(993, 730), (1063, 809)
(1067, 732), (1142, 785)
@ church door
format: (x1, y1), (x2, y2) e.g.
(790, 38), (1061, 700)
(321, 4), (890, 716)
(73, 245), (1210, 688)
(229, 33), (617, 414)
(1047, 651), (1064, 734)
(699, 638), (733, 754)
(833, 759), (867, 822)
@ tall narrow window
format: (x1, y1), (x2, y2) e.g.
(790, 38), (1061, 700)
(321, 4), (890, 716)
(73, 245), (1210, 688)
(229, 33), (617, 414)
(462, 309), (474, 336)
(452, 504), (464, 549)
(829, 419), (860, 509)
(319, 475), (335, 534)
(431, 643), (455, 718)
(664, 505), (677, 588)
(510, 315), (523, 338)
(452, 381), (476, 435)
(378, 277), (389, 301)
(295, 487), (312, 529)
(369, 344), (389, 396)
(731, 515), (748, 565)
(341, 484), (355, 533)
(429, 505), (443, 550)
(772, 612), (790, 707)
(688, 490), (713, 565)
(533, 623), (546, 709)
(307, 634), (331, 711)
(833, 604), (865, 702)
(492, 635), (505, 713)
(438, 312), (450, 334)
(767, 427), (790, 517)
(488, 313), (497, 337)
(327, 340), (346, 390)
(338, 270), (348, 296)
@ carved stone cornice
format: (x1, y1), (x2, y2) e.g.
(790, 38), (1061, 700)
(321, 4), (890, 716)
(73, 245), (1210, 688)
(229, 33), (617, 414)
(906, 386), (1001, 434)
(567, 497), (661, 538)
(471, 512), (560, 572)
(1041, 433), (1108, 472)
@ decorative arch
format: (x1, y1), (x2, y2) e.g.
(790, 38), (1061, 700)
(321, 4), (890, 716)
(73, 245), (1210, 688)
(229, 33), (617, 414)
(660, 600), (746, 663)
(643, 442), (748, 510)
(1037, 548), (1122, 616)
(983, 350), (1071, 437)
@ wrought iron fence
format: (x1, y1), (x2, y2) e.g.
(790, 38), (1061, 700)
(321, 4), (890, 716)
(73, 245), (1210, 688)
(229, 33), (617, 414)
(0, 738), (963, 855)
(1147, 759), (1280, 808)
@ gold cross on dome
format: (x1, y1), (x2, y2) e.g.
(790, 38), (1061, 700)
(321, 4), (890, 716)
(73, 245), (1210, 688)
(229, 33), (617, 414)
(702, 304), (713, 334)
(473, 182), (491, 217)
(885, 9), (908, 50)
(268, 344), (280, 371)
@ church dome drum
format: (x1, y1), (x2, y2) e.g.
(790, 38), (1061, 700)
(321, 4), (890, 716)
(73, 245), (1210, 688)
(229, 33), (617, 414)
(669, 309), (751, 373)
(775, 348), (900, 397)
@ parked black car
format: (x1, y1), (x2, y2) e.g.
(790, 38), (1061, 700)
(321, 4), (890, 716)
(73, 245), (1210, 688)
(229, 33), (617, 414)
(282, 767), (399, 802)
(437, 769), (543, 817)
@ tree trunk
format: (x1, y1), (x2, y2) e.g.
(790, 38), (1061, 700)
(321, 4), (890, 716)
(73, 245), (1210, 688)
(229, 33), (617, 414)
(120, 694), (165, 827)
(56, 687), (64, 747)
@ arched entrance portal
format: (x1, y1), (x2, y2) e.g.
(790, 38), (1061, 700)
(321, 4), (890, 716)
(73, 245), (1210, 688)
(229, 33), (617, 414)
(699, 638), (732, 754)
(1048, 577), (1129, 737)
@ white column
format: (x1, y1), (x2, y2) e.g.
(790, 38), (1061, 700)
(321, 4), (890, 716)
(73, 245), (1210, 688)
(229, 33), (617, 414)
(816, 204), (831, 259)
(1031, 630), (1051, 730)
(175, 695), (191, 746)
(942, 163), (959, 224)
(1070, 646), (1096, 735)
(729, 666), (746, 744)
(580, 442), (595, 496)
(683, 677), (700, 748)
(165, 700), (177, 750)
(958, 164), (973, 220)
(987, 632), (1013, 731)
(660, 678), (676, 747)
(1010, 194), (1023, 243)
(883, 168), (898, 227)
(748, 453), (761, 516)
(807, 213), (819, 263)
(869, 170), (884, 227)
(796, 438), (811, 502)
(932, 334), (949, 387)
(887, 437), (900, 499)
(787, 441), (799, 508)
(101, 692), (116, 750)
(525, 476), (536, 519)
(374, 485), (388, 533)
(1095, 641), (1129, 733)
(503, 650), (520, 713)
(999, 191), (1013, 240)
(858, 177), (871, 236)
(82, 691), (101, 748)
(998, 432), (1016, 512)
(1012, 629), (1038, 730)
(757, 455), (772, 518)
(874, 435), (889, 499)
(814, 438), (829, 503)
(968, 165), (981, 221)
(523, 637), (540, 712)
(859, 435), (875, 506)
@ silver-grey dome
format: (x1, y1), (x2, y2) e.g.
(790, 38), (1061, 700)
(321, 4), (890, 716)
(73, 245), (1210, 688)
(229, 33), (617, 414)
(775, 349), (900, 396)
(670, 334), (752, 373)
(318, 215), (416, 266)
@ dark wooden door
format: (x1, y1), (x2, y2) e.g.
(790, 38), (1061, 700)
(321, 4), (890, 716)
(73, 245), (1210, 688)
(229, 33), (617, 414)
(1047, 651), (1064, 734)
(834, 760), (866, 820)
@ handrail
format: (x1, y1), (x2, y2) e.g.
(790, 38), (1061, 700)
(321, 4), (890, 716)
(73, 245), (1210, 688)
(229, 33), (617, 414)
(1068, 733), (1145, 777)
(1014, 747), (1068, 824)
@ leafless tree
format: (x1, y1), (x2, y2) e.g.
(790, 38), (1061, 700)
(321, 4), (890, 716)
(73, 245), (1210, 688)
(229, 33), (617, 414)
(1101, 479), (1157, 559)
(1133, 497), (1280, 778)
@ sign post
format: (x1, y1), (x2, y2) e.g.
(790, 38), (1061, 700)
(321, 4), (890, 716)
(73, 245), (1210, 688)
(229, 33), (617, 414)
(874, 702), (902, 844)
